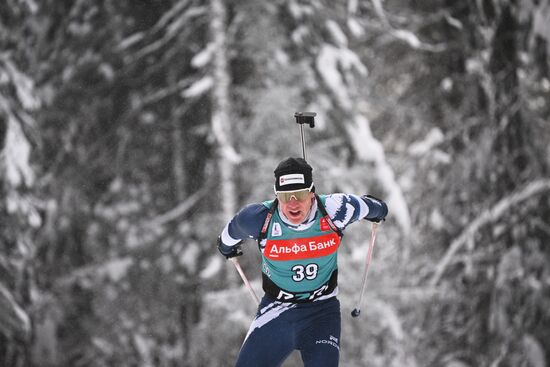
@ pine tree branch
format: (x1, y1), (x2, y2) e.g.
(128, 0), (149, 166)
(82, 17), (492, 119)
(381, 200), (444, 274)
(429, 179), (550, 286)
(147, 186), (209, 227)
(370, 0), (446, 52)
(345, 115), (412, 235)
(0, 282), (31, 342)
(121, 4), (206, 64)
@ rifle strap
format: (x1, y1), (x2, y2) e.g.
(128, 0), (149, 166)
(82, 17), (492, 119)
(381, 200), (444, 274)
(315, 194), (343, 238)
(257, 198), (278, 247)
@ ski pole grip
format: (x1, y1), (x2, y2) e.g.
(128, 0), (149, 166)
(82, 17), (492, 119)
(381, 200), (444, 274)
(294, 112), (316, 128)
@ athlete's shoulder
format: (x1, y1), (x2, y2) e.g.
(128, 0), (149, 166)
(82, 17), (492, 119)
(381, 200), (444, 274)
(237, 202), (271, 218)
(323, 193), (363, 209)
(229, 202), (271, 240)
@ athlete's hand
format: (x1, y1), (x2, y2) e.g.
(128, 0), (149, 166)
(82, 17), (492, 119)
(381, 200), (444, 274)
(217, 236), (244, 259)
(362, 194), (388, 223)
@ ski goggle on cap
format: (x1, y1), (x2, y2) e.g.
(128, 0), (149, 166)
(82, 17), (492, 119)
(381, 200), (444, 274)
(275, 183), (314, 203)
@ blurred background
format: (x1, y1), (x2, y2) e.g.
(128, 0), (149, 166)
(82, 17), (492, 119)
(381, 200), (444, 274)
(1, 0), (549, 366)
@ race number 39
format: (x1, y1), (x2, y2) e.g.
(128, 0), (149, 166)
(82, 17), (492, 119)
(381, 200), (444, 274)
(291, 263), (319, 281)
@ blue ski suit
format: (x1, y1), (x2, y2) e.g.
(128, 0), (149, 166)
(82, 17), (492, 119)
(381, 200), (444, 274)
(218, 194), (387, 367)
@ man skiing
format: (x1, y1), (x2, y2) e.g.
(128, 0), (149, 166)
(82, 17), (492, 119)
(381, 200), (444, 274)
(217, 157), (388, 367)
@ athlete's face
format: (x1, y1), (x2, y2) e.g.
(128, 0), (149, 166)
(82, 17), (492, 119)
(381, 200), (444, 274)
(278, 192), (315, 224)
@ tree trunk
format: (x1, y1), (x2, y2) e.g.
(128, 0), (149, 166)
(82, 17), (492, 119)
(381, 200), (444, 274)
(172, 116), (186, 203)
(210, 0), (239, 222)
(489, 5), (530, 193)
(0, 56), (37, 367)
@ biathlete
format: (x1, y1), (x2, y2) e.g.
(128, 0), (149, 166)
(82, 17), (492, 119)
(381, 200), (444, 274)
(217, 157), (388, 367)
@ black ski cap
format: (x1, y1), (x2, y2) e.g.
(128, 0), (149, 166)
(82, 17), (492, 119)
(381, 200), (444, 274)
(274, 157), (313, 192)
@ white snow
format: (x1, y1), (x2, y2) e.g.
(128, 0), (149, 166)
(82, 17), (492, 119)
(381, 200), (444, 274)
(191, 43), (215, 69)
(316, 44), (368, 110)
(97, 257), (134, 282)
(199, 256), (223, 280)
(311, 39), (409, 234)
(6, 193), (42, 228)
(99, 63), (115, 82)
(133, 334), (154, 367)
(347, 18), (365, 38)
(291, 25), (309, 45)
(181, 76), (213, 98)
(3, 115), (35, 187)
(445, 14), (464, 30)
(179, 242), (200, 273)
(273, 49), (290, 66)
(408, 128), (445, 156)
(22, 0), (38, 13)
(4, 59), (41, 110)
(0, 283), (31, 336)
(392, 29), (422, 49)
(347, 115), (411, 235)
(429, 208), (446, 231)
(326, 20), (348, 47)
(117, 32), (144, 50)
(287, 0), (314, 19)
(440, 77), (453, 92)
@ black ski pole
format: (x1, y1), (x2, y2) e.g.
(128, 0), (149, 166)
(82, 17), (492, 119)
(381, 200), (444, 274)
(294, 112), (316, 160)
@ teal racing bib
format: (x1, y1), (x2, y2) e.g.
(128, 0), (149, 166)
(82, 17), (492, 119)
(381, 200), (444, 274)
(260, 197), (341, 302)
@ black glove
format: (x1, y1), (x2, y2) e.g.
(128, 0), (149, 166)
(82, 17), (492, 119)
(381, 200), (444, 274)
(362, 194), (388, 223)
(217, 236), (243, 259)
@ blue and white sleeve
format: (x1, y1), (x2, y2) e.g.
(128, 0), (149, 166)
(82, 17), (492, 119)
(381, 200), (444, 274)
(324, 194), (366, 229)
(220, 203), (269, 247)
(324, 193), (388, 229)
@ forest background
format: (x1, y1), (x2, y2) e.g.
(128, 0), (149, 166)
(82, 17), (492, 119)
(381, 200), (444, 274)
(1, 0), (550, 366)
